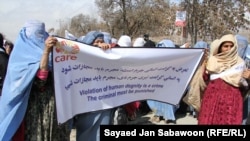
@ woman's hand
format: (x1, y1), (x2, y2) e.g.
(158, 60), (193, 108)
(98, 42), (111, 50)
(242, 69), (250, 79)
(44, 36), (58, 53)
(40, 36), (57, 71)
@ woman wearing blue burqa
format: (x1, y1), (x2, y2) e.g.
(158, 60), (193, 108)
(236, 34), (250, 124)
(0, 20), (71, 141)
(74, 31), (113, 141)
(147, 39), (180, 124)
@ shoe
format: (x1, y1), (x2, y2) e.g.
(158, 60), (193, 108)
(166, 120), (176, 124)
(150, 115), (160, 122)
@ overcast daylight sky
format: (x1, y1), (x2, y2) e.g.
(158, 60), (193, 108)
(0, 0), (98, 42)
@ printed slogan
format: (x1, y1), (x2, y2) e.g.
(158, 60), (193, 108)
(53, 37), (204, 123)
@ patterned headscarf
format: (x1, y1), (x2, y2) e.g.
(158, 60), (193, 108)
(206, 34), (244, 87)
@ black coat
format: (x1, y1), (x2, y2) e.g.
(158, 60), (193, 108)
(0, 47), (9, 94)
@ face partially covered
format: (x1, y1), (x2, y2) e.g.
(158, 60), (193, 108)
(219, 41), (234, 53)
(92, 38), (104, 46)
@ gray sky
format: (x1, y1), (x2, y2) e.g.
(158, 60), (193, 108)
(0, 0), (98, 42)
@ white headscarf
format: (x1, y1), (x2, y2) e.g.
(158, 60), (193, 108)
(111, 38), (117, 44)
(133, 37), (145, 47)
(117, 35), (132, 47)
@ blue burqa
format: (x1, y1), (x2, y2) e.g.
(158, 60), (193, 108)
(0, 20), (48, 140)
(236, 34), (249, 60)
(74, 31), (113, 141)
(193, 41), (209, 49)
(147, 39), (179, 121)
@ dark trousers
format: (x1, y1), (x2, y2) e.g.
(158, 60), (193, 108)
(243, 96), (250, 124)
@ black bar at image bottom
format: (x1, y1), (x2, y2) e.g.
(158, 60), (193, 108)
(100, 125), (250, 140)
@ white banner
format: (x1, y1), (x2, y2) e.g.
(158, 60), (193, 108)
(53, 37), (204, 124)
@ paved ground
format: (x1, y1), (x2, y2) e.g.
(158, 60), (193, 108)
(127, 111), (197, 125)
(69, 111), (197, 140)
(70, 96), (250, 140)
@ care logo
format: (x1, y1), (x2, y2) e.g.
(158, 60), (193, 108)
(56, 40), (80, 54)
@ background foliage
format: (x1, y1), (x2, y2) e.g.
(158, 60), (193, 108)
(54, 0), (250, 45)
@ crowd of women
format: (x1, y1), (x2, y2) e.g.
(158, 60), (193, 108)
(0, 19), (250, 141)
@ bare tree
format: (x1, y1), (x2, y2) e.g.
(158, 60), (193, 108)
(95, 0), (177, 40)
(54, 0), (250, 44)
(69, 14), (99, 37)
(182, 0), (250, 44)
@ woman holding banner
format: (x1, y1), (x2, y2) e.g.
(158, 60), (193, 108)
(198, 34), (245, 125)
(147, 39), (180, 124)
(75, 31), (113, 141)
(0, 20), (71, 141)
